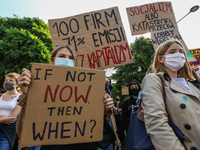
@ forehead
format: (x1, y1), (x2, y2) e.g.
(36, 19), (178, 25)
(167, 43), (183, 50)
(56, 48), (72, 56)
(5, 76), (15, 81)
(130, 84), (139, 88)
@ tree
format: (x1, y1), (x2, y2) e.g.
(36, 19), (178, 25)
(0, 17), (53, 92)
(111, 37), (155, 101)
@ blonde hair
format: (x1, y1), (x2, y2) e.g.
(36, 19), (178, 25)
(51, 45), (77, 64)
(5, 72), (20, 83)
(5, 72), (21, 92)
(152, 39), (194, 80)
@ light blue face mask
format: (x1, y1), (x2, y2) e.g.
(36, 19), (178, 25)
(55, 58), (75, 67)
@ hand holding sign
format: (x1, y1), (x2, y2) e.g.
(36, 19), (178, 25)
(19, 63), (105, 147)
(18, 68), (32, 95)
(103, 92), (114, 116)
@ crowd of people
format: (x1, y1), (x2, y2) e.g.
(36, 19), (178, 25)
(1, 39), (200, 150)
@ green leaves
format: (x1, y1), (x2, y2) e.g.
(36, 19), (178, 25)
(111, 37), (155, 100)
(0, 17), (53, 92)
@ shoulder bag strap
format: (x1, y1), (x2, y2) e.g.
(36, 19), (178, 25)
(137, 75), (165, 112)
(156, 75), (166, 103)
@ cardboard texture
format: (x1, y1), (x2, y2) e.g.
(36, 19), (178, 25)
(20, 63), (105, 147)
(126, 1), (196, 62)
(189, 48), (200, 66)
(48, 7), (133, 70)
(193, 66), (200, 77)
(122, 87), (129, 95)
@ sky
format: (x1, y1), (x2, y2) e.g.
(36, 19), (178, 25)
(1, 0), (200, 76)
(1, 0), (200, 49)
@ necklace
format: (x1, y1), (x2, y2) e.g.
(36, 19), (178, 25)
(10, 96), (15, 100)
(4, 93), (18, 100)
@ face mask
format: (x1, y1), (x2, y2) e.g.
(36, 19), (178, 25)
(116, 98), (120, 101)
(55, 58), (75, 67)
(3, 81), (15, 91)
(163, 52), (185, 72)
(130, 88), (140, 96)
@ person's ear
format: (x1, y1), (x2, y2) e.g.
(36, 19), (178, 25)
(51, 57), (55, 65)
(157, 55), (165, 64)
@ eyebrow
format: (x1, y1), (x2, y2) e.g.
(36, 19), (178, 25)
(58, 53), (72, 56)
(168, 48), (183, 51)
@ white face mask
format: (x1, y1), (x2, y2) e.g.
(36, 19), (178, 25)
(55, 58), (75, 67)
(163, 52), (185, 72)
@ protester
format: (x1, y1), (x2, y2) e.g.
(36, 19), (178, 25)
(122, 80), (141, 133)
(114, 96), (122, 112)
(97, 77), (116, 150)
(17, 45), (115, 150)
(142, 39), (200, 149)
(114, 96), (124, 150)
(0, 72), (21, 150)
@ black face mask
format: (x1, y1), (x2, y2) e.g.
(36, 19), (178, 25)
(130, 88), (140, 96)
(116, 98), (120, 101)
(3, 81), (15, 91)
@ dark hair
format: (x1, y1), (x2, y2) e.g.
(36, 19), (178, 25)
(129, 80), (141, 90)
(106, 76), (112, 84)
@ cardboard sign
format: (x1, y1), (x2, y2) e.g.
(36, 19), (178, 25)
(20, 63), (105, 147)
(193, 66), (200, 77)
(189, 48), (200, 66)
(122, 87), (129, 95)
(48, 7), (133, 70)
(126, 2), (196, 62)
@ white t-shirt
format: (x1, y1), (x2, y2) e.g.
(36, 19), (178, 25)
(0, 93), (20, 116)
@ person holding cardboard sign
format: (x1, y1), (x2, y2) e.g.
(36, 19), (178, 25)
(0, 72), (21, 150)
(17, 45), (115, 150)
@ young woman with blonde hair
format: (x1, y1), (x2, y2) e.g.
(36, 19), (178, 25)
(0, 72), (21, 150)
(142, 39), (200, 150)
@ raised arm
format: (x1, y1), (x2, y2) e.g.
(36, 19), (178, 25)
(18, 68), (32, 95)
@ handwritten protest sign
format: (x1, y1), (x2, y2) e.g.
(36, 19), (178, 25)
(193, 66), (200, 77)
(48, 7), (133, 70)
(19, 63), (105, 147)
(126, 2), (196, 62)
(189, 48), (200, 66)
(122, 87), (129, 95)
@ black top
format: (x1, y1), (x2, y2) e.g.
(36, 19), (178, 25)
(0, 121), (17, 149)
(114, 102), (123, 130)
(122, 96), (138, 132)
